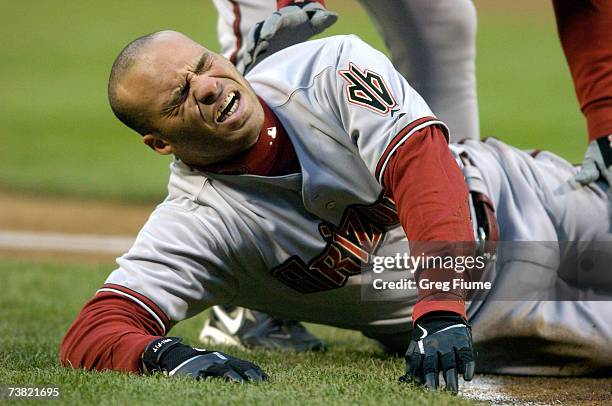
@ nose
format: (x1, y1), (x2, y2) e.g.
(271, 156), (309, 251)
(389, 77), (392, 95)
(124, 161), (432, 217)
(192, 76), (220, 105)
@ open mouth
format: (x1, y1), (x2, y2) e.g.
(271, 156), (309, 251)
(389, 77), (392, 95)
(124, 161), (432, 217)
(216, 91), (241, 123)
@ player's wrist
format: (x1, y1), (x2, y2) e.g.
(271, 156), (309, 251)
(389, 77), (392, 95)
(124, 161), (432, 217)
(415, 311), (467, 331)
(576, 134), (612, 185)
(141, 337), (206, 374)
(277, 0), (325, 9)
(412, 299), (466, 323)
(412, 311), (470, 345)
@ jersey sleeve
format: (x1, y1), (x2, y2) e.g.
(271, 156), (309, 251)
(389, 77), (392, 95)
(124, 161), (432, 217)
(102, 202), (240, 330)
(330, 35), (449, 185)
(60, 292), (163, 372)
(329, 37), (471, 320)
(383, 126), (473, 321)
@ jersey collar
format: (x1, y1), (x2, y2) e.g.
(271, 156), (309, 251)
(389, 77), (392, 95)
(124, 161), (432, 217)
(198, 97), (300, 176)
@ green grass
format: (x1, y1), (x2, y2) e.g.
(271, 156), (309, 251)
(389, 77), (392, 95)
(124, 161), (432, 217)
(0, 260), (476, 405)
(0, 1), (587, 202)
(476, 5), (585, 159)
(0, 0), (215, 202)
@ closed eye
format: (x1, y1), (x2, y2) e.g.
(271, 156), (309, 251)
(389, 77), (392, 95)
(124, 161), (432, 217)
(161, 52), (211, 116)
(193, 52), (211, 75)
(162, 80), (190, 116)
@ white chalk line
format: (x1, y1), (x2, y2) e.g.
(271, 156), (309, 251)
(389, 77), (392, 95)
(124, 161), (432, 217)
(0, 229), (134, 254)
(462, 376), (521, 405)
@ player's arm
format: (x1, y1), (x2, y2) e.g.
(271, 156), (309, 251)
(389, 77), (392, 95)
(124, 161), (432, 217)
(60, 292), (164, 372)
(330, 36), (475, 319)
(552, 0), (612, 185)
(382, 125), (474, 320)
(382, 125), (476, 392)
(60, 293), (266, 382)
(60, 205), (266, 381)
(330, 36), (475, 392)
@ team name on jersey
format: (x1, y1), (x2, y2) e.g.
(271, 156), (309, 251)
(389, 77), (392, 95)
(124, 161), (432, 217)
(271, 192), (399, 293)
(338, 62), (397, 116)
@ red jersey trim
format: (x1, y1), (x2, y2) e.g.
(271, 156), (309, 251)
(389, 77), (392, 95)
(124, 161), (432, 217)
(229, 1), (242, 65)
(413, 300), (466, 323)
(375, 117), (449, 185)
(97, 284), (170, 334)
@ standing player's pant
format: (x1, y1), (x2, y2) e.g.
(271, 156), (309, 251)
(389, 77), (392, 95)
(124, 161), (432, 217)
(212, 0), (480, 142)
(357, 0), (479, 142)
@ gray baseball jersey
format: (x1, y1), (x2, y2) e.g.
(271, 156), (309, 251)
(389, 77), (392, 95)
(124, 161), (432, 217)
(212, 0), (479, 141)
(105, 35), (440, 335)
(103, 36), (612, 374)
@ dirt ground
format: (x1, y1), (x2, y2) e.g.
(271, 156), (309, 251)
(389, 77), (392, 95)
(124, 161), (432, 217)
(464, 375), (612, 405)
(1, 190), (610, 405)
(0, 191), (154, 262)
(0, 191), (154, 235)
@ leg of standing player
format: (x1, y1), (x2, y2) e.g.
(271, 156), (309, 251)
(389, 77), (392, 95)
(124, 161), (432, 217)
(357, 0), (479, 142)
(213, 0), (276, 64)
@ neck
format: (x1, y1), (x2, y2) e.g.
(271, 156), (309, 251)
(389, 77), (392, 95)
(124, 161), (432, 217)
(194, 97), (300, 176)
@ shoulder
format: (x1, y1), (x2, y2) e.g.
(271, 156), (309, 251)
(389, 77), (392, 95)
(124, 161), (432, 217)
(149, 161), (236, 234)
(246, 35), (374, 105)
(249, 34), (374, 74)
(248, 35), (364, 73)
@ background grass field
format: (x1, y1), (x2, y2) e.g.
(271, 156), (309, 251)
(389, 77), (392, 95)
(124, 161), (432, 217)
(0, 1), (601, 405)
(0, 260), (474, 405)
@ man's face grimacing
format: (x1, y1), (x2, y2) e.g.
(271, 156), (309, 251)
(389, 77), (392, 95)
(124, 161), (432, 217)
(120, 31), (265, 166)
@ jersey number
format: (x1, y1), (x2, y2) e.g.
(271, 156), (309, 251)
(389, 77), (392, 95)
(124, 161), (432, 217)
(339, 62), (397, 116)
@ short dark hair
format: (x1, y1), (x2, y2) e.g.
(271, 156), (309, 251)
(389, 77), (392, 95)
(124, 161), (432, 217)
(108, 32), (160, 136)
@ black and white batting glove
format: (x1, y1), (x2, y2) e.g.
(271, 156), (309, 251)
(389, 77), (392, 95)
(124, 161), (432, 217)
(576, 135), (612, 186)
(141, 337), (268, 383)
(236, 1), (338, 74)
(399, 312), (475, 394)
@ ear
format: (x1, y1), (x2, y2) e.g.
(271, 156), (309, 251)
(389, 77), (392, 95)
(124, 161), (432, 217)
(143, 134), (174, 155)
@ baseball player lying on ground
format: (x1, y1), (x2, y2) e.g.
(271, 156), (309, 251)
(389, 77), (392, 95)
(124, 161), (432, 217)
(205, 0), (479, 349)
(205, 0), (612, 352)
(60, 31), (612, 393)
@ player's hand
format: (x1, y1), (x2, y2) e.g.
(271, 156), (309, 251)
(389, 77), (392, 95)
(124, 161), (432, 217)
(141, 337), (268, 383)
(237, 1), (338, 74)
(399, 312), (475, 394)
(576, 135), (612, 186)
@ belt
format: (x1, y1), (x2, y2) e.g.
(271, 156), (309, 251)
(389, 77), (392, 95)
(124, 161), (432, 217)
(459, 151), (499, 261)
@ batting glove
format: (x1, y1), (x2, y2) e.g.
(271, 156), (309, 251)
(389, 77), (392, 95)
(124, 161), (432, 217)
(141, 337), (268, 383)
(399, 312), (475, 394)
(236, 1), (338, 74)
(576, 135), (612, 186)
